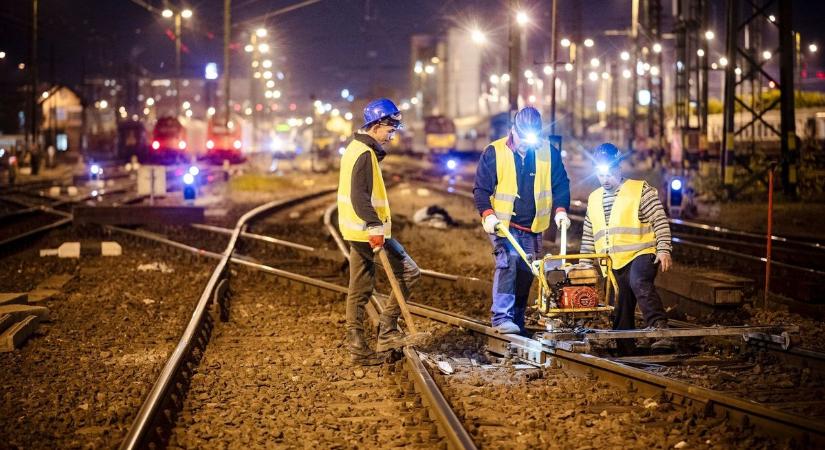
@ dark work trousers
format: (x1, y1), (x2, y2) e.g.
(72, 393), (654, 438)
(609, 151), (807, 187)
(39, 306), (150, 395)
(489, 229), (542, 332)
(346, 239), (420, 332)
(610, 253), (667, 330)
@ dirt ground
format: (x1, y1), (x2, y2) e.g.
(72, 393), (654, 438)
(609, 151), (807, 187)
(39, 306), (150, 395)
(0, 229), (212, 448)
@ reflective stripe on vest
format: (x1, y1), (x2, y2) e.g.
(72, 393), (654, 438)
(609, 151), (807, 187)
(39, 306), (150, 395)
(488, 137), (553, 236)
(336, 139), (392, 242)
(586, 179), (656, 272)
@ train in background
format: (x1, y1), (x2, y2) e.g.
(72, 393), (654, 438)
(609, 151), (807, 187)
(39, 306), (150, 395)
(147, 116), (189, 163)
(205, 116), (246, 163)
(704, 107), (825, 154)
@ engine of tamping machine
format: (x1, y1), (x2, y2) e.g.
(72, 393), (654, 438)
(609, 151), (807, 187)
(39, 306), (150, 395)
(536, 254), (617, 331)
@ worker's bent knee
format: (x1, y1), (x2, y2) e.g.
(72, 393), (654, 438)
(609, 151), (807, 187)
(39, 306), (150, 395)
(402, 257), (421, 286)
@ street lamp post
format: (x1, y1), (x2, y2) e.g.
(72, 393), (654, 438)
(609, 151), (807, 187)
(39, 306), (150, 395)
(163, 7), (192, 117)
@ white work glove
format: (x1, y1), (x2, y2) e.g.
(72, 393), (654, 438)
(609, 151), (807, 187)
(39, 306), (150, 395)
(482, 214), (501, 234)
(554, 211), (571, 230)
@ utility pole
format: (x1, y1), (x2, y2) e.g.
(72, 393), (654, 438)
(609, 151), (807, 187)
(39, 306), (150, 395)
(508, 0), (521, 118)
(721, 0), (737, 188)
(224, 0), (231, 128)
(175, 11), (182, 117)
(549, 0), (558, 135)
(778, 0), (797, 196)
(629, 0), (639, 152)
(30, 0), (39, 156)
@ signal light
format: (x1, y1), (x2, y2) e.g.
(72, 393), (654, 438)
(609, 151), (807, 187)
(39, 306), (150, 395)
(524, 132), (539, 145)
(669, 177), (684, 208)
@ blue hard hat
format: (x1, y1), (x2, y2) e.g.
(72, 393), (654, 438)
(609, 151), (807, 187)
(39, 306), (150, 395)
(362, 98), (401, 128)
(593, 143), (620, 163)
(513, 106), (542, 139)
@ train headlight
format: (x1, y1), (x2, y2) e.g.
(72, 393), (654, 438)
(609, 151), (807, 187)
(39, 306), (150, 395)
(524, 132), (539, 145)
(596, 164), (610, 175)
(178, 140), (187, 150)
(206, 140), (215, 149)
(183, 173), (195, 185)
(233, 140), (242, 150)
(152, 140), (160, 150)
(188, 166), (199, 176)
(90, 164), (101, 175)
(446, 159), (458, 171)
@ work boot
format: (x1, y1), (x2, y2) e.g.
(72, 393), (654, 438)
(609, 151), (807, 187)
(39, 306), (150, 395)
(650, 319), (674, 353)
(346, 329), (385, 366)
(493, 321), (521, 334)
(375, 316), (428, 352)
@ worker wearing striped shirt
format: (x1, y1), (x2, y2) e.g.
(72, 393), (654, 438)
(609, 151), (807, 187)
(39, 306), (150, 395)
(581, 143), (673, 351)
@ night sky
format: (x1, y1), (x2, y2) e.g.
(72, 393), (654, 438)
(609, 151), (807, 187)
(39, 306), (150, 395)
(1, 0), (824, 104)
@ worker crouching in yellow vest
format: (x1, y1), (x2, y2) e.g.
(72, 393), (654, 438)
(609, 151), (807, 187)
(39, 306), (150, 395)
(580, 143), (674, 354)
(337, 98), (423, 366)
(473, 107), (571, 335)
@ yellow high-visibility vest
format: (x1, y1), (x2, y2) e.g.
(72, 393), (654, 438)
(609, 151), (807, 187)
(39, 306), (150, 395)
(587, 179), (656, 272)
(489, 137), (553, 236)
(337, 139), (391, 242)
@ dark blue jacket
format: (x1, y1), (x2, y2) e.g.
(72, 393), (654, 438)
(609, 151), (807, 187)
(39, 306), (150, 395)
(473, 139), (570, 229)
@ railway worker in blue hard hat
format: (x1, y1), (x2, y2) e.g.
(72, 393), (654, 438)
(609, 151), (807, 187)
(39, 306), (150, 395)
(337, 98), (424, 365)
(580, 143), (673, 353)
(473, 106), (571, 335)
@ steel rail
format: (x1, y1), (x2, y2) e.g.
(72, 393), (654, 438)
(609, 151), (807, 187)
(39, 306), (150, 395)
(323, 199), (825, 445)
(190, 223), (316, 252)
(119, 188), (335, 450)
(401, 302), (825, 445)
(118, 220), (824, 446)
(322, 203), (478, 449)
(115, 200), (477, 449)
(673, 237), (825, 277)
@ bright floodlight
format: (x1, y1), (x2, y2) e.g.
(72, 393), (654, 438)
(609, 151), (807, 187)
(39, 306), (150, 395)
(620, 51), (630, 61)
(524, 133), (538, 145)
(258, 43), (270, 53)
(671, 178), (683, 191)
(762, 50), (772, 60)
(809, 43), (818, 53)
(188, 166), (199, 176)
(583, 38), (594, 47)
(341, 88), (350, 98)
(590, 57), (600, 68)
(181, 9), (193, 19)
(697, 49), (705, 57)
(162, 9), (173, 18)
(596, 164), (610, 175)
(256, 28), (267, 38)
(183, 173), (195, 185)
(705, 30), (715, 40)
(637, 89), (651, 106)
(719, 57), (728, 67)
(90, 164), (101, 175)
(560, 38), (571, 47)
(516, 11), (529, 26)
(446, 159), (458, 170)
(596, 100), (606, 112)
(470, 28), (486, 45)
(652, 42), (662, 53)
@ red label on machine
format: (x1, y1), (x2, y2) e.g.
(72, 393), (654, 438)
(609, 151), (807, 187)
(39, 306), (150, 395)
(560, 286), (599, 309)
